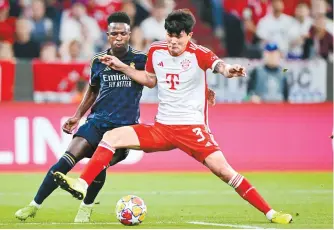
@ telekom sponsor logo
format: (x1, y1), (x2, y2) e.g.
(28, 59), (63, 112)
(166, 73), (179, 90)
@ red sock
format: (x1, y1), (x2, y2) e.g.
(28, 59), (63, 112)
(80, 141), (114, 185)
(229, 174), (271, 214)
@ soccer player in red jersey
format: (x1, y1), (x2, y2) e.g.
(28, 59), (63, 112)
(54, 9), (292, 224)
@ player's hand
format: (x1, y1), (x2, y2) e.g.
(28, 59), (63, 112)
(62, 117), (80, 134)
(207, 88), (216, 106)
(225, 64), (246, 78)
(99, 55), (127, 71)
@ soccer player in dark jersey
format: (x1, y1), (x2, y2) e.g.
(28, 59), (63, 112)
(14, 12), (149, 223)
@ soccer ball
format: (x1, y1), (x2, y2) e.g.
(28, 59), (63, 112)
(115, 195), (147, 226)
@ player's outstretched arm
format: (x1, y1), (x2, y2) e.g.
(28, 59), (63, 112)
(62, 85), (99, 134)
(214, 61), (246, 78)
(99, 55), (157, 88)
(120, 65), (157, 88)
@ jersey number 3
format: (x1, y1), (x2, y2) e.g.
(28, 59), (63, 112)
(192, 128), (205, 142)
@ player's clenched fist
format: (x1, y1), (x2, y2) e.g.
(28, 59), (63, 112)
(62, 116), (80, 134)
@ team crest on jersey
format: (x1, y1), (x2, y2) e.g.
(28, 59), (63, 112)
(181, 59), (191, 70)
(130, 62), (135, 69)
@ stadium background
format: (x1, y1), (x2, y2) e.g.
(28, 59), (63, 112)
(0, 0), (332, 228)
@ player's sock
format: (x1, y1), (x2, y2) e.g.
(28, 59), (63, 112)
(34, 151), (77, 204)
(80, 141), (114, 185)
(29, 200), (41, 209)
(83, 168), (107, 205)
(228, 173), (272, 215)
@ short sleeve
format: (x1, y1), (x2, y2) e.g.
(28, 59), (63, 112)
(196, 45), (221, 71)
(89, 58), (100, 86)
(134, 54), (147, 70)
(145, 46), (155, 75)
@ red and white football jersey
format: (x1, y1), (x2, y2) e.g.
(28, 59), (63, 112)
(145, 41), (222, 125)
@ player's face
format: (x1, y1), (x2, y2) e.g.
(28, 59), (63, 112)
(107, 23), (131, 53)
(166, 31), (193, 56)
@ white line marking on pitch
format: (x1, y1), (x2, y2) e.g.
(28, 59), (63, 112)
(188, 221), (276, 229)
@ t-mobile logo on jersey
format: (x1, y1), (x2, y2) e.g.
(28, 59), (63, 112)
(166, 73), (179, 90)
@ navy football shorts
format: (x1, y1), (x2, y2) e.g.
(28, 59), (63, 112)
(74, 118), (129, 165)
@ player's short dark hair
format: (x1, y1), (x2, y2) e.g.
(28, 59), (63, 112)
(107, 12), (131, 26)
(164, 9), (196, 35)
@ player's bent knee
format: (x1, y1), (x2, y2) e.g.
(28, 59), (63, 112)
(204, 151), (236, 181)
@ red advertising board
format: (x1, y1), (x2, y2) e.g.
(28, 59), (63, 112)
(0, 60), (15, 101)
(32, 61), (89, 103)
(0, 103), (332, 172)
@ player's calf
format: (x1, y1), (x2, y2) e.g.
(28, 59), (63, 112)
(204, 151), (292, 224)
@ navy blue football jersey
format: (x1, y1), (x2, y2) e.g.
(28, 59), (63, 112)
(88, 46), (146, 125)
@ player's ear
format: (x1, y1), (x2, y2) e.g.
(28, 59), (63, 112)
(188, 32), (193, 39)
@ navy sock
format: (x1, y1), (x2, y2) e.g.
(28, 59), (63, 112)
(34, 152), (77, 204)
(83, 169), (106, 205)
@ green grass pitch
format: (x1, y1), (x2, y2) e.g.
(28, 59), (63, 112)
(0, 172), (332, 229)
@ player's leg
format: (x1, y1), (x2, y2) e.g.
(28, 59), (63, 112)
(53, 123), (175, 200)
(74, 148), (129, 223)
(81, 149), (129, 205)
(173, 125), (292, 224)
(73, 121), (118, 223)
(15, 137), (93, 221)
(204, 151), (292, 224)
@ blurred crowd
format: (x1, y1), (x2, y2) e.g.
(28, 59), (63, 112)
(0, 0), (175, 62)
(0, 0), (332, 62)
(196, 0), (333, 60)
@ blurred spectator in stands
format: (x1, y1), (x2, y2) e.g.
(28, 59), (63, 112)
(243, 0), (269, 43)
(224, 12), (245, 57)
(130, 27), (146, 51)
(59, 0), (101, 59)
(86, 0), (122, 31)
(8, 0), (23, 17)
(283, 0), (311, 16)
(247, 43), (289, 103)
(256, 0), (298, 55)
(304, 14), (333, 60)
(71, 78), (87, 103)
(211, 0), (224, 39)
(39, 41), (58, 62)
(0, 41), (14, 60)
(61, 39), (85, 62)
(13, 18), (40, 59)
(122, 0), (137, 27)
(0, 0), (16, 44)
(311, 0), (333, 35)
(288, 2), (313, 59)
(27, 0), (53, 45)
(140, 0), (167, 47)
(132, 0), (152, 28)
